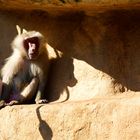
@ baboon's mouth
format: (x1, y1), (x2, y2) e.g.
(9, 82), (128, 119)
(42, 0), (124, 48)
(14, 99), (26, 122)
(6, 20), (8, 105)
(28, 53), (38, 60)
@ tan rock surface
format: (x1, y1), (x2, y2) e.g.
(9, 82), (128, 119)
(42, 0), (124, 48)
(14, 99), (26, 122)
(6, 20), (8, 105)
(0, 1), (140, 140)
(0, 94), (140, 140)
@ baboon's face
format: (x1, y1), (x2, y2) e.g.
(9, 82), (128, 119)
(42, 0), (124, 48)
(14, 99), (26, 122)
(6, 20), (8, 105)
(23, 37), (39, 60)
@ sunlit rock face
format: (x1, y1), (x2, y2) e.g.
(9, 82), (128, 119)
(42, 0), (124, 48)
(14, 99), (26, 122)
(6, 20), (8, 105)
(0, 1), (140, 140)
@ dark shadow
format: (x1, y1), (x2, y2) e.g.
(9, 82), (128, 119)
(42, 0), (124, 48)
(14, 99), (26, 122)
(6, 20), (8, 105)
(46, 54), (77, 102)
(0, 11), (17, 69)
(36, 106), (53, 140)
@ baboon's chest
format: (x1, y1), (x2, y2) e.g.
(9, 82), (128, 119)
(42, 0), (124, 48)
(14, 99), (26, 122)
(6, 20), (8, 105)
(13, 62), (34, 91)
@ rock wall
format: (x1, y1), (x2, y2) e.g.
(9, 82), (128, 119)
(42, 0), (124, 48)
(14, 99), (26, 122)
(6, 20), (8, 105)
(0, 0), (139, 11)
(0, 8), (139, 101)
(0, 1), (140, 140)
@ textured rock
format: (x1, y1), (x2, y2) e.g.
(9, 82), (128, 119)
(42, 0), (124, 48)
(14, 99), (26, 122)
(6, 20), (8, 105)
(0, 8), (139, 101)
(0, 94), (140, 140)
(0, 1), (140, 140)
(0, 0), (139, 12)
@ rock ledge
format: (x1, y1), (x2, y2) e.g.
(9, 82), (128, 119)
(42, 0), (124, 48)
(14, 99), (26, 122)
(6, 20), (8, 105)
(0, 94), (140, 140)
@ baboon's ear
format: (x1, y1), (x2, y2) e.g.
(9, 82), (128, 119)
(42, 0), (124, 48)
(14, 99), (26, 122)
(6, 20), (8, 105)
(22, 28), (28, 34)
(16, 25), (21, 35)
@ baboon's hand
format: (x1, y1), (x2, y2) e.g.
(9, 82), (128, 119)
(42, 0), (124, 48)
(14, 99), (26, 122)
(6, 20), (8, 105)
(7, 100), (19, 106)
(0, 100), (6, 109)
(36, 99), (48, 104)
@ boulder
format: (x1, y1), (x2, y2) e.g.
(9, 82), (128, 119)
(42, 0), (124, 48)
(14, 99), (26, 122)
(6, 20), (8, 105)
(0, 94), (140, 140)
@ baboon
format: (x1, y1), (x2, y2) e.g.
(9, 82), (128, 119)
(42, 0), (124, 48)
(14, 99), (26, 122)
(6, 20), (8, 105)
(0, 25), (49, 107)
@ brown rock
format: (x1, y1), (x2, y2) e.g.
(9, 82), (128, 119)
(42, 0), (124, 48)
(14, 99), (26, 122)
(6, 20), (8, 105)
(0, 1), (140, 140)
(0, 0), (139, 12)
(0, 94), (140, 140)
